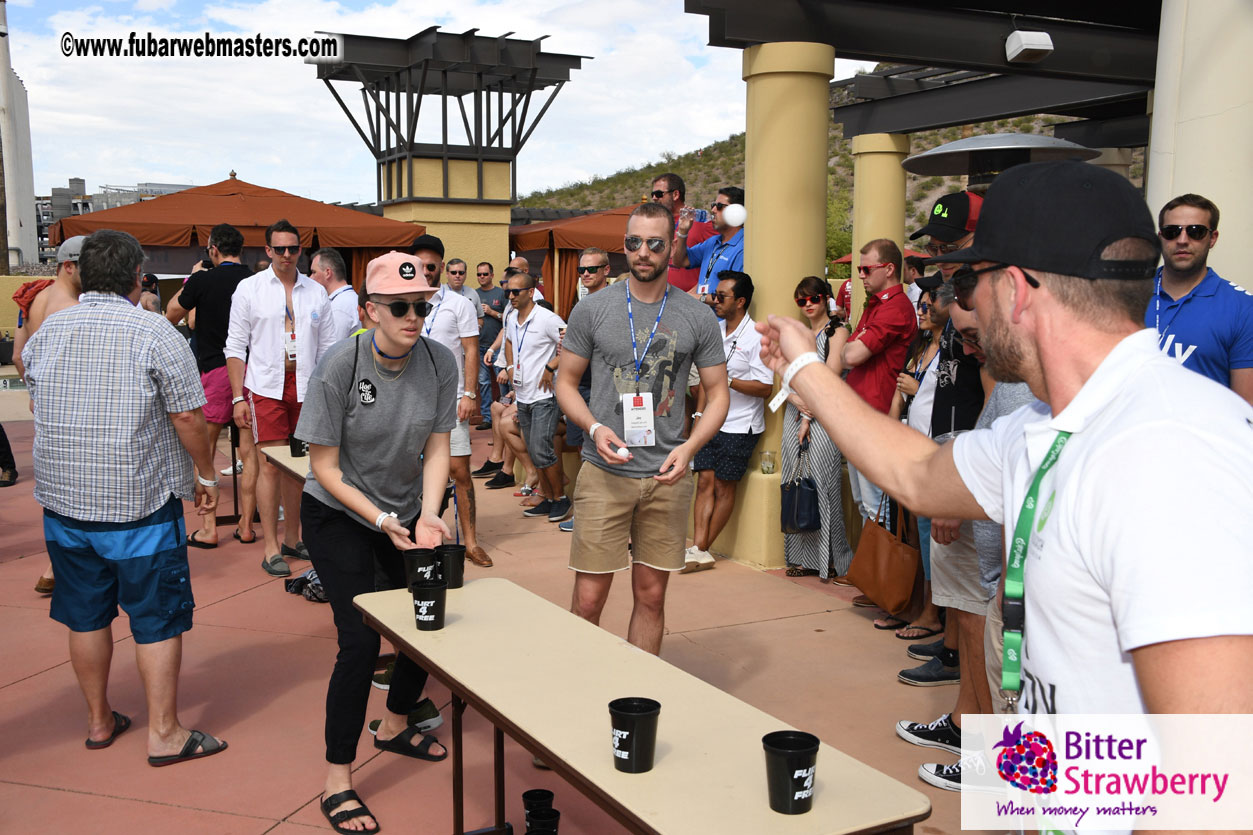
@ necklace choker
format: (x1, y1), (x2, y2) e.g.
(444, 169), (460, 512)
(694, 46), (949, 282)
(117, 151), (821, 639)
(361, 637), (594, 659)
(373, 334), (413, 360)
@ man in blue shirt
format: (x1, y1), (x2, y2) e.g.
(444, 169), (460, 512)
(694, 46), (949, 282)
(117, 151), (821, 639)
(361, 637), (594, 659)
(1146, 193), (1253, 404)
(673, 186), (745, 306)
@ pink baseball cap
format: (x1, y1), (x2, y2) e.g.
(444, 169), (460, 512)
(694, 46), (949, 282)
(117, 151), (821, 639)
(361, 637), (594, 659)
(365, 251), (437, 296)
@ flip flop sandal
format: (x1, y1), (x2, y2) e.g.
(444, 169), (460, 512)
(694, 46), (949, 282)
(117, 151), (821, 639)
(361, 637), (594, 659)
(232, 528), (257, 544)
(147, 729), (228, 767)
(785, 566), (818, 577)
(186, 531), (217, 549)
(851, 594), (877, 607)
(85, 711), (131, 749)
(261, 554), (292, 577)
(373, 725), (447, 761)
(895, 625), (944, 640)
(874, 616), (909, 630)
(321, 789), (379, 835)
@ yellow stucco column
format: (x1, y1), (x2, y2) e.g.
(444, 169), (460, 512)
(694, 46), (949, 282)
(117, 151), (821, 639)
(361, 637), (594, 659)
(1146, 0), (1253, 287)
(381, 158), (513, 271)
(849, 134), (910, 323)
(696, 42), (833, 569)
(1089, 148), (1134, 180)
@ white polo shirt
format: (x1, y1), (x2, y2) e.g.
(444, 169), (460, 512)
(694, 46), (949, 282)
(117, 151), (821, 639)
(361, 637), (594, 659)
(326, 284), (359, 341)
(224, 268), (336, 402)
(507, 304), (564, 405)
(954, 328), (1253, 714)
(423, 285), (480, 386)
(721, 314), (772, 434)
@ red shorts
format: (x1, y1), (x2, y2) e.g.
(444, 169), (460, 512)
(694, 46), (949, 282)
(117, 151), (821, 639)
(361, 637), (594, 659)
(200, 366), (233, 425)
(249, 369), (302, 444)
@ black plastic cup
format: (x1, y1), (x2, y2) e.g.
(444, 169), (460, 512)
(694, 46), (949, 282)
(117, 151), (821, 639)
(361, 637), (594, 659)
(288, 435), (308, 457)
(403, 548), (439, 586)
(436, 543), (466, 589)
(410, 579), (447, 631)
(608, 697), (660, 773)
(521, 788), (553, 812)
(762, 730), (820, 814)
(527, 806), (560, 832)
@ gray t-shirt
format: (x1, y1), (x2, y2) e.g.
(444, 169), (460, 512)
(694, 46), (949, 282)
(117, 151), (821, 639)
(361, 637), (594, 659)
(296, 332), (459, 528)
(563, 281), (724, 478)
(972, 381), (1042, 593)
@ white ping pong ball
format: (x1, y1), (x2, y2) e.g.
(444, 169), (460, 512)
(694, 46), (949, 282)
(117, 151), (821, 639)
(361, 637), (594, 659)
(721, 203), (747, 227)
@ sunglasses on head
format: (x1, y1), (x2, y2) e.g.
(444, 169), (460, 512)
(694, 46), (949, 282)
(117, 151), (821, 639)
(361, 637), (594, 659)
(373, 299), (433, 318)
(577, 264), (607, 274)
(624, 235), (667, 253)
(794, 294), (825, 307)
(952, 263), (1040, 311)
(1159, 224), (1212, 241)
(505, 287), (532, 296)
(857, 262), (888, 277)
(269, 244), (300, 255)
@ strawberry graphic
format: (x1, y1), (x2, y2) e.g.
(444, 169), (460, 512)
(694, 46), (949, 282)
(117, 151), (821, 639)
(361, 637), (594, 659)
(993, 721), (1058, 794)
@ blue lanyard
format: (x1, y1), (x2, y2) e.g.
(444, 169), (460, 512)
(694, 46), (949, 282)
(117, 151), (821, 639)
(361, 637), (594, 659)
(625, 284), (669, 392)
(513, 313), (535, 364)
(423, 291), (445, 336)
(702, 239), (733, 289)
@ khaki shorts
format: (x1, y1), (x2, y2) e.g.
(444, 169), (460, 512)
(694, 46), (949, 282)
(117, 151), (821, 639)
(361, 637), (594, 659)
(450, 419), (471, 457)
(569, 463), (694, 573)
(984, 592), (1009, 714)
(929, 520), (990, 615)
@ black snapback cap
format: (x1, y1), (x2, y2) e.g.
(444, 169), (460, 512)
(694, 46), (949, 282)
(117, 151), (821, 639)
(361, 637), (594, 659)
(409, 233), (445, 258)
(929, 161), (1160, 280)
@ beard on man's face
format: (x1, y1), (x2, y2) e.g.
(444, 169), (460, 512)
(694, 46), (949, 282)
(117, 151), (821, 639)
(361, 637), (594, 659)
(631, 259), (666, 283)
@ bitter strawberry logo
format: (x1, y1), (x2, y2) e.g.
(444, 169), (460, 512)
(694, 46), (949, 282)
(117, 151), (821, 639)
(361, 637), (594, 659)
(994, 721), (1058, 794)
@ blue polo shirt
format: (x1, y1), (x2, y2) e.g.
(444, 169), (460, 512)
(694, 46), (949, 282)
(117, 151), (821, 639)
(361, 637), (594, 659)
(689, 229), (745, 295)
(1144, 267), (1253, 388)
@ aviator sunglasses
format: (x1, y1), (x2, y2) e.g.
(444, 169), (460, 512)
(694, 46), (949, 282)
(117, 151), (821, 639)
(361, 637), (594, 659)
(1159, 224), (1212, 241)
(624, 235), (667, 253)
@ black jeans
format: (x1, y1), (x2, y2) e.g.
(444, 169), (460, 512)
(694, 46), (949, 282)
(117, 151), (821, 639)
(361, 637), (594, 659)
(0, 422), (15, 472)
(301, 493), (430, 765)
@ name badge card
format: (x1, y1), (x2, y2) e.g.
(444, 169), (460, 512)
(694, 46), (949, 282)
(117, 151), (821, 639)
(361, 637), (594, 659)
(285, 331), (299, 361)
(622, 392), (655, 447)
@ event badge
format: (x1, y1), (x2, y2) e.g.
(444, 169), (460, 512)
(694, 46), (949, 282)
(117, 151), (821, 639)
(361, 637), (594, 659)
(285, 331), (299, 361)
(512, 361), (522, 388)
(621, 392), (656, 447)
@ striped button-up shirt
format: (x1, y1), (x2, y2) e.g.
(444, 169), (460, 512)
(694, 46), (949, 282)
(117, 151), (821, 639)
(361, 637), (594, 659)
(23, 292), (206, 522)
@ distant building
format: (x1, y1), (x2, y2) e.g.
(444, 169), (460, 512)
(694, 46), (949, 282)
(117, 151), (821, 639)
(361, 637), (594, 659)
(36, 179), (195, 261)
(0, 1), (37, 269)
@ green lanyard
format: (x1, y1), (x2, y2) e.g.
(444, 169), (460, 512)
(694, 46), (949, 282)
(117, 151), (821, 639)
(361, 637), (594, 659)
(1001, 430), (1071, 712)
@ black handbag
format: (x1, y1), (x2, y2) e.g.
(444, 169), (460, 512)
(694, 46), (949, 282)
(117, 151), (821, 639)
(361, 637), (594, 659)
(781, 439), (822, 534)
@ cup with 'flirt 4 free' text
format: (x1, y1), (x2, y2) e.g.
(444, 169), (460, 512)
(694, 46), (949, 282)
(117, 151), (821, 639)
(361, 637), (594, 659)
(608, 697), (660, 773)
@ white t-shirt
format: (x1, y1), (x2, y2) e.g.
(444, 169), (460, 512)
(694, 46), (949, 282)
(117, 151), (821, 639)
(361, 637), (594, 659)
(423, 286), (479, 387)
(507, 305), (565, 404)
(905, 281), (922, 305)
(953, 329), (1253, 714)
(721, 315), (772, 434)
(452, 284), (482, 319)
(906, 349), (940, 437)
(326, 285), (359, 341)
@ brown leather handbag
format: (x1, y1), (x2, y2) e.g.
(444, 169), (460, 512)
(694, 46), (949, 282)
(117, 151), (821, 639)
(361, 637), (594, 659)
(845, 495), (922, 616)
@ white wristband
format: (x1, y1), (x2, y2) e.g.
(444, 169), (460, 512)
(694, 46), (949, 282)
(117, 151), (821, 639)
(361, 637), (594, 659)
(769, 352), (823, 414)
(197, 474), (219, 487)
(231, 395), (246, 405)
(588, 421), (605, 440)
(374, 510), (397, 530)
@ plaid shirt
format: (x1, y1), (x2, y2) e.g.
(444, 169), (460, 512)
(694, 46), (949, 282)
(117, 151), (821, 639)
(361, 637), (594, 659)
(23, 292), (206, 522)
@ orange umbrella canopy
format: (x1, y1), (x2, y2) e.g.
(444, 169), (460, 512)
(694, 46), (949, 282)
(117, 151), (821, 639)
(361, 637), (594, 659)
(50, 177), (423, 249)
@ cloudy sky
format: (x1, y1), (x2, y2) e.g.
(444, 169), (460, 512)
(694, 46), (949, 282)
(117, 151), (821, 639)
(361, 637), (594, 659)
(7, 0), (873, 204)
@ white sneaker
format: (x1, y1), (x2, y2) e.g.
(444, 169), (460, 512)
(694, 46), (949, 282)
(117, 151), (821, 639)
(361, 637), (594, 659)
(680, 547), (715, 574)
(220, 461), (243, 476)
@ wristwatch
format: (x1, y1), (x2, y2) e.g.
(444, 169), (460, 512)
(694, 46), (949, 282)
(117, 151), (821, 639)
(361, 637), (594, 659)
(462, 390), (477, 399)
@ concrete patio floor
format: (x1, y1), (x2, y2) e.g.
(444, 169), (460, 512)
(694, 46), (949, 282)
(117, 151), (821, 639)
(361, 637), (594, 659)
(0, 392), (972, 834)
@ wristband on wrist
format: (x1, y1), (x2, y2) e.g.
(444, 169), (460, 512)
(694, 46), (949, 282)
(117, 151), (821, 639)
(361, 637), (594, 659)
(231, 395), (246, 405)
(196, 474), (219, 487)
(769, 351), (823, 414)
(588, 421), (604, 440)
(692, 411), (703, 419)
(374, 510), (398, 530)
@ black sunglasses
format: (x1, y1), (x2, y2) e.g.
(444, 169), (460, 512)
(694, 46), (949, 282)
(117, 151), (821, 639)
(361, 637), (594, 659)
(447, 269), (466, 275)
(577, 264), (607, 274)
(505, 287), (531, 296)
(711, 202), (729, 211)
(624, 236), (667, 253)
(1159, 224), (1212, 241)
(269, 244), (301, 255)
(650, 189), (670, 200)
(476, 271), (491, 277)
(374, 299), (433, 318)
(952, 263), (1040, 311)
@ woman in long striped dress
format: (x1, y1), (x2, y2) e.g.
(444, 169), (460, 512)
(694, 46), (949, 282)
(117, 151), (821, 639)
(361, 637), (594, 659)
(781, 276), (854, 579)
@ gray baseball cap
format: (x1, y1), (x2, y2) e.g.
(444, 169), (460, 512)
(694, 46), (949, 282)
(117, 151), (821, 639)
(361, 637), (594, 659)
(57, 236), (86, 263)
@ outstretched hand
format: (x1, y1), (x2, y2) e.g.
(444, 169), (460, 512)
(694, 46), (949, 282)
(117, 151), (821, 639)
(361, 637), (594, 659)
(756, 315), (819, 375)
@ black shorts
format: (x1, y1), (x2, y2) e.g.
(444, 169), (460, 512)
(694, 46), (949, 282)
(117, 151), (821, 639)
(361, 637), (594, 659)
(693, 430), (760, 482)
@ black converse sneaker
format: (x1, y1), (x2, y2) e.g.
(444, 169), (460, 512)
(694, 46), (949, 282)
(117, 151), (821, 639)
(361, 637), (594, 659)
(895, 713), (960, 754)
(919, 752), (992, 793)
